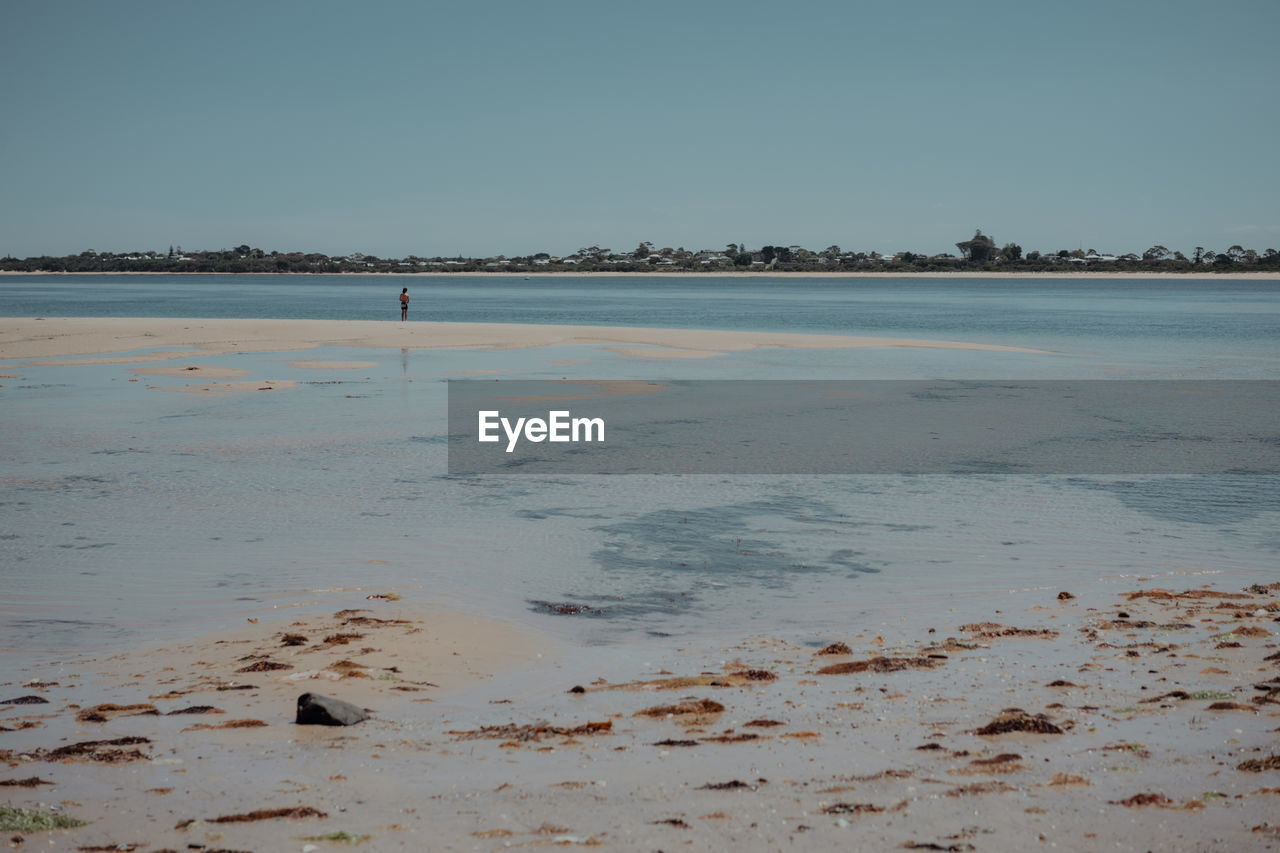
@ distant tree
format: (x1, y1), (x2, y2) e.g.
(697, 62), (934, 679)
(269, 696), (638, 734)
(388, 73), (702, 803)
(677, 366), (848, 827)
(1001, 243), (1023, 261)
(1193, 247), (1205, 264)
(956, 230), (997, 263)
(824, 245), (842, 258)
(726, 242), (739, 256)
(1057, 250), (1070, 259)
(234, 244), (251, 255)
(1142, 245), (1172, 262)
(1026, 250), (1041, 262)
(632, 241), (654, 258)
(761, 245), (776, 263)
(733, 253), (753, 266)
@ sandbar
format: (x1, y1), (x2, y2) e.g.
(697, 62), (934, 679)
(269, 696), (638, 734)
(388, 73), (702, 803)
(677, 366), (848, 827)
(0, 317), (1048, 364)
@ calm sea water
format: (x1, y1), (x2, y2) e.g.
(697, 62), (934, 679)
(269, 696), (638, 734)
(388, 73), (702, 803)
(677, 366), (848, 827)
(3, 272), (1279, 348)
(1, 275), (1277, 658)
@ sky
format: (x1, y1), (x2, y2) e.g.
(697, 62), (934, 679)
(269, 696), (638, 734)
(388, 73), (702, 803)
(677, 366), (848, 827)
(2, 0), (1278, 259)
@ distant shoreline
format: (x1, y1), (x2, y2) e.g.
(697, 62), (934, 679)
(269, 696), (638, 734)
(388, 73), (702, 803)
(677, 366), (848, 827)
(3, 269), (1279, 280)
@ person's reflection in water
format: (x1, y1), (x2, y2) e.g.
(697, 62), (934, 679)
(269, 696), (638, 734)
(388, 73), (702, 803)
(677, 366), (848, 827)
(401, 347), (409, 375)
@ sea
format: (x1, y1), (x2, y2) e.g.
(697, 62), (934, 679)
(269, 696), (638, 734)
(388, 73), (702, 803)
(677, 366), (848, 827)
(1, 274), (1277, 661)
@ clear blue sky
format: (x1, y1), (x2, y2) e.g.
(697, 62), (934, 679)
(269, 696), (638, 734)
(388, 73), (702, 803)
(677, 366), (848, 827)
(3, 0), (1277, 259)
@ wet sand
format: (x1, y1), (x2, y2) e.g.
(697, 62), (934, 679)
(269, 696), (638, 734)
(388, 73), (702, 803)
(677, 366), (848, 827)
(1, 580), (1276, 850)
(0, 317), (1048, 365)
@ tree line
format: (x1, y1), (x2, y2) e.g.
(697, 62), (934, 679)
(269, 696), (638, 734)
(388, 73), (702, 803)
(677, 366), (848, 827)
(3, 233), (1277, 274)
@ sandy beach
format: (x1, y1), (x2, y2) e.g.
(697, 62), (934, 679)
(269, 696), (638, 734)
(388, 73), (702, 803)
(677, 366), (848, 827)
(2, 318), (1277, 850)
(2, 580), (1277, 851)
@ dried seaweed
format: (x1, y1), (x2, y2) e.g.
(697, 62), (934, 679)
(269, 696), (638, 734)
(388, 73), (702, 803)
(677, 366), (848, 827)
(75, 703), (157, 723)
(635, 699), (724, 718)
(450, 720), (612, 742)
(235, 660), (292, 673)
(822, 802), (883, 815)
(1238, 755), (1280, 772)
(816, 642), (852, 655)
(1110, 793), (1174, 807)
(817, 656), (943, 675)
(165, 705), (221, 715)
(175, 805), (327, 829)
(971, 712), (1063, 736)
(43, 736), (151, 763)
(0, 777), (52, 787)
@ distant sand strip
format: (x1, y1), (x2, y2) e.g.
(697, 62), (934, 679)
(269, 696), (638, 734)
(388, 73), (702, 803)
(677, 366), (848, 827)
(0, 317), (1048, 363)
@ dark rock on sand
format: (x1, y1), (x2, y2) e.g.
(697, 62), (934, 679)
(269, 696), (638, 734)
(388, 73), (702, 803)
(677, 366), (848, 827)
(1, 696), (49, 705)
(295, 693), (368, 726)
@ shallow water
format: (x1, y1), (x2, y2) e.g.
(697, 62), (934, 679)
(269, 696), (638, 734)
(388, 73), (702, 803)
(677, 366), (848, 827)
(2, 321), (1277, 659)
(3, 273), (1279, 373)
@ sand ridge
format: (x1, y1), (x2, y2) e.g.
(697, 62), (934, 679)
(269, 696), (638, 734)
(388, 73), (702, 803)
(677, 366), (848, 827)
(0, 317), (1050, 364)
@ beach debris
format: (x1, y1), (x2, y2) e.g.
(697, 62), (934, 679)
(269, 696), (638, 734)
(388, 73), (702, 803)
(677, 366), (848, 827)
(652, 818), (690, 828)
(959, 622), (1059, 640)
(653, 739), (699, 747)
(816, 642), (852, 655)
(971, 711), (1063, 736)
(449, 720), (612, 742)
(0, 696), (48, 705)
(295, 693), (369, 726)
(702, 732), (760, 744)
(328, 659), (370, 678)
(281, 633), (309, 646)
(175, 805), (327, 829)
(321, 631), (364, 646)
(302, 830), (369, 843)
(737, 668), (777, 681)
(1045, 680), (1080, 688)
(0, 777), (52, 787)
(1109, 793), (1174, 808)
(745, 719), (784, 728)
(822, 802), (883, 816)
(236, 659), (292, 673)
(1046, 774), (1091, 787)
(944, 781), (1017, 797)
(1238, 755), (1280, 772)
(0, 805), (87, 832)
(1057, 591), (1076, 600)
(41, 736), (151, 763)
(366, 592), (401, 601)
(341, 615), (412, 627)
(635, 698), (725, 722)
(900, 842), (976, 852)
(182, 719), (268, 732)
(949, 753), (1026, 775)
(164, 705), (222, 715)
(528, 600), (605, 617)
(568, 685), (586, 693)
(1206, 702), (1256, 712)
(697, 779), (764, 791)
(75, 703), (157, 723)
(816, 656), (944, 675)
(1126, 588), (1252, 602)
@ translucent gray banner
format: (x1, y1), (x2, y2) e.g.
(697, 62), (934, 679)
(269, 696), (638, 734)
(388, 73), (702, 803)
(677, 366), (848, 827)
(446, 380), (1280, 475)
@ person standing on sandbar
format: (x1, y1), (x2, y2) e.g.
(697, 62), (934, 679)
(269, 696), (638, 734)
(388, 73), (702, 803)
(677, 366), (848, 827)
(399, 287), (409, 321)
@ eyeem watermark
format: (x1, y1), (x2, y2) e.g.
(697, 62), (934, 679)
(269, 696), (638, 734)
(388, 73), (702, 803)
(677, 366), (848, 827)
(478, 410), (605, 452)
(449, 379), (1280, 475)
